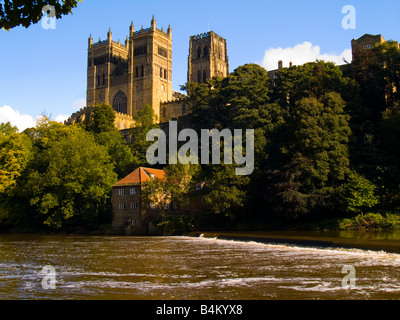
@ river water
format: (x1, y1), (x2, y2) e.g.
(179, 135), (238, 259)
(1, 233), (400, 300)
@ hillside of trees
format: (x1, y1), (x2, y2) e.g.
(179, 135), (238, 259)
(1, 41), (400, 233)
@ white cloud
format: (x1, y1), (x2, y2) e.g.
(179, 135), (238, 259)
(0, 105), (69, 132)
(55, 114), (70, 124)
(0, 105), (37, 132)
(260, 42), (352, 71)
(72, 98), (86, 111)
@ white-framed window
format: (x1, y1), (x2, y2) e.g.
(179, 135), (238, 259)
(130, 202), (138, 209)
(164, 203), (170, 210)
(118, 189), (125, 196)
(130, 188), (137, 196)
(172, 202), (178, 209)
(119, 203), (125, 210)
(149, 203), (156, 209)
(132, 219), (137, 227)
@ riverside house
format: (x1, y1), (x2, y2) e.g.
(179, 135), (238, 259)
(110, 167), (205, 235)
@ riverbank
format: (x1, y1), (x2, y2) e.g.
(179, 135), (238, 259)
(186, 230), (400, 254)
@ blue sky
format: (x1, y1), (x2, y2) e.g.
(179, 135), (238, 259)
(0, 0), (399, 130)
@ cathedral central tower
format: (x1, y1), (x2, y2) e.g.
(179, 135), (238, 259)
(188, 31), (229, 84)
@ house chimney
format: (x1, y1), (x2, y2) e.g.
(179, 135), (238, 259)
(289, 61), (293, 68)
(278, 60), (283, 70)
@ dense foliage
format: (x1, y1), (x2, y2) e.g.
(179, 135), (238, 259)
(0, 0), (81, 29)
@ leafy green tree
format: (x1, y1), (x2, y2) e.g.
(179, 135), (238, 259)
(0, 126), (32, 195)
(86, 104), (116, 134)
(130, 104), (159, 167)
(344, 42), (400, 182)
(0, 122), (18, 135)
(273, 61), (358, 113)
(341, 172), (379, 216)
(378, 102), (400, 208)
(141, 163), (199, 234)
(142, 163), (199, 214)
(23, 119), (117, 229)
(185, 64), (276, 131)
(85, 104), (134, 178)
(266, 92), (351, 221)
(0, 124), (32, 227)
(0, 0), (81, 30)
(95, 130), (134, 179)
(289, 93), (351, 186)
(201, 164), (249, 218)
(185, 64), (285, 223)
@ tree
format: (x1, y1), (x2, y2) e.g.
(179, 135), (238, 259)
(201, 164), (249, 218)
(341, 172), (379, 216)
(185, 63), (275, 131)
(0, 0), (81, 30)
(0, 125), (32, 227)
(23, 119), (117, 229)
(85, 104), (134, 178)
(0, 122), (18, 135)
(289, 93), (351, 187)
(185, 64), (285, 223)
(129, 104), (159, 167)
(86, 104), (116, 134)
(141, 163), (199, 214)
(344, 42), (400, 182)
(273, 60), (357, 114)
(0, 126), (32, 195)
(141, 163), (199, 235)
(265, 92), (352, 221)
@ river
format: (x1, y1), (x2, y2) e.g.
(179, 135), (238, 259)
(1, 233), (400, 300)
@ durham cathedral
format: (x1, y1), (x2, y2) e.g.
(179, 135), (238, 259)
(67, 16), (229, 129)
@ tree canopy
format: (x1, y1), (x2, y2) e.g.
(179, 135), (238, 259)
(0, 0), (81, 29)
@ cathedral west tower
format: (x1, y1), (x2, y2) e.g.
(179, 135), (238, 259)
(86, 16), (172, 124)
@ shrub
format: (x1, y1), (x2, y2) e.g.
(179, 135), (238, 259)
(339, 213), (400, 230)
(157, 215), (193, 236)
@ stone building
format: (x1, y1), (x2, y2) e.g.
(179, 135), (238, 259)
(79, 17), (229, 130)
(111, 167), (166, 235)
(188, 31), (229, 84)
(351, 34), (386, 61)
(86, 16), (173, 128)
(111, 166), (208, 235)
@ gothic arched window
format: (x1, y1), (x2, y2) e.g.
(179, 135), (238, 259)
(112, 90), (128, 114)
(204, 45), (209, 57)
(203, 70), (207, 83)
(197, 47), (201, 59)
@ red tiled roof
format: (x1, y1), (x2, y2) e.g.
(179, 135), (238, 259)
(113, 167), (165, 186)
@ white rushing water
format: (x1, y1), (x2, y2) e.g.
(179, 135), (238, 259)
(1, 234), (400, 299)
